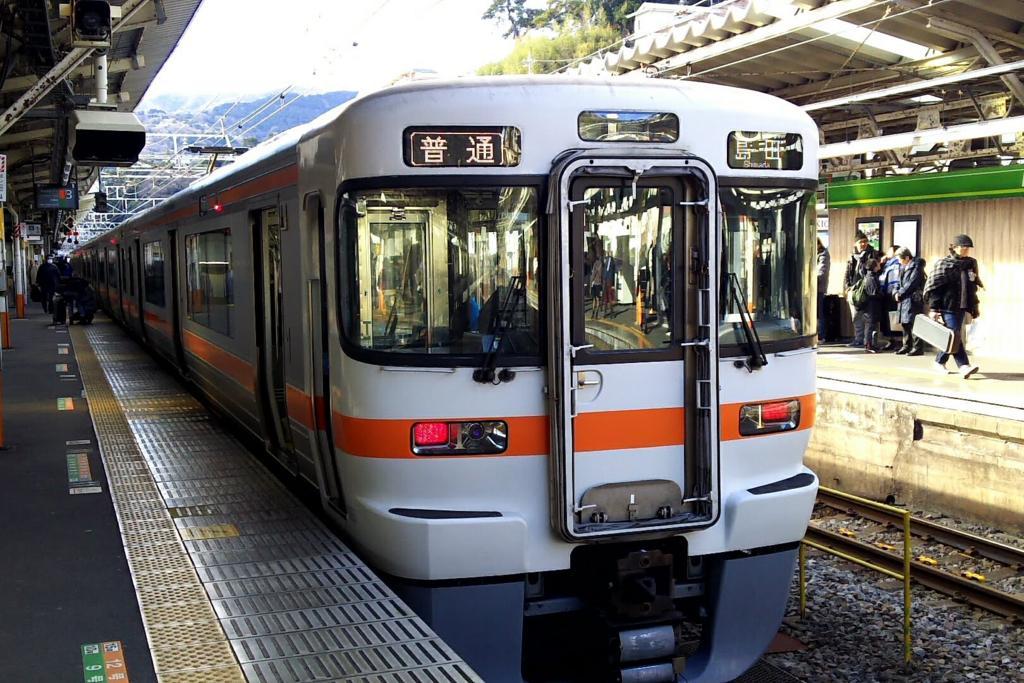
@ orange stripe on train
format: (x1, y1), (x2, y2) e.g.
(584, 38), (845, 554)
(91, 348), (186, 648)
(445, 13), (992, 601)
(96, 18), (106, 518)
(183, 330), (256, 392)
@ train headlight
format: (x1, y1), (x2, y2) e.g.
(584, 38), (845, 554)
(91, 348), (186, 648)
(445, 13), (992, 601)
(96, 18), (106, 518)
(738, 400), (800, 436)
(411, 420), (508, 456)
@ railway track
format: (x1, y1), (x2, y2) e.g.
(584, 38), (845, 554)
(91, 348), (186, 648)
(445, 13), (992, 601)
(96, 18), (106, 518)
(807, 491), (1024, 621)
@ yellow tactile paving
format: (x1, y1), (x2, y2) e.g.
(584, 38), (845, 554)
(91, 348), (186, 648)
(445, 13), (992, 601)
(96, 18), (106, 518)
(70, 324), (245, 683)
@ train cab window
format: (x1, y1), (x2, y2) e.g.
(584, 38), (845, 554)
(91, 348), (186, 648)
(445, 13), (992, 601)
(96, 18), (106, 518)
(186, 229), (233, 336)
(340, 186), (540, 359)
(719, 186), (816, 345)
(576, 185), (675, 351)
(144, 241), (166, 307)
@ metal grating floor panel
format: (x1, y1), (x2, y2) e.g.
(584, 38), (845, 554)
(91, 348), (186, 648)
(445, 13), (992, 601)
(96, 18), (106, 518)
(72, 320), (481, 682)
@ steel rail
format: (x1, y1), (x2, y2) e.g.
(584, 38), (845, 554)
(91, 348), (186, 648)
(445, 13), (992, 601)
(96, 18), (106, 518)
(805, 526), (1024, 622)
(817, 491), (1024, 569)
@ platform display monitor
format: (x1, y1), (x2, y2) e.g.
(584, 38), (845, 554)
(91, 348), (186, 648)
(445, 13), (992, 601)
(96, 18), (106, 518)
(34, 183), (79, 210)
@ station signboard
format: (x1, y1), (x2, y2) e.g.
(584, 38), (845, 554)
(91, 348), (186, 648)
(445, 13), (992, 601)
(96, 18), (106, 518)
(25, 223), (42, 243)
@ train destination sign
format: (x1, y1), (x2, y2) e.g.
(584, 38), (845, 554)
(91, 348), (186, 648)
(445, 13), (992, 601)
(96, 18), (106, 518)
(404, 126), (521, 168)
(727, 131), (803, 170)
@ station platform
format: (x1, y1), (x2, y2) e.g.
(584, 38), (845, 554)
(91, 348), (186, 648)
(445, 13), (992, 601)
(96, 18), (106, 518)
(0, 312), (480, 682)
(809, 343), (1024, 533)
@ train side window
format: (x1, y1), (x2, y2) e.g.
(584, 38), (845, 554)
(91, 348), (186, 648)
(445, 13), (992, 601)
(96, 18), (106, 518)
(185, 229), (233, 336)
(144, 240), (166, 307)
(107, 249), (117, 288)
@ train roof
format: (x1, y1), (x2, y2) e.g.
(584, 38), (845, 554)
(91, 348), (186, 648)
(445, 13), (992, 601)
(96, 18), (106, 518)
(85, 76), (817, 246)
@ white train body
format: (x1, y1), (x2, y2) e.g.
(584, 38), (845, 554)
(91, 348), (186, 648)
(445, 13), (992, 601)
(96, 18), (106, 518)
(80, 77), (820, 682)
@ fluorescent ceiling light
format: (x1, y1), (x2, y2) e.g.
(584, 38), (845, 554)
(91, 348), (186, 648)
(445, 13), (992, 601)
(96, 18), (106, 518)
(910, 94), (943, 103)
(811, 18), (935, 60)
(820, 116), (1024, 159)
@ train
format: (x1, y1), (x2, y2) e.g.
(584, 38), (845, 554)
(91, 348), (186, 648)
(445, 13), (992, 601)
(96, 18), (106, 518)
(75, 76), (820, 683)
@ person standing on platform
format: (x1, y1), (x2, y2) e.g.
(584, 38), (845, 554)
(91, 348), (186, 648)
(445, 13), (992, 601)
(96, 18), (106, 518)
(893, 247), (925, 356)
(56, 256), (73, 278)
(35, 255), (60, 314)
(879, 244), (902, 348)
(924, 234), (982, 378)
(860, 258), (885, 353)
(843, 231), (880, 347)
(816, 238), (830, 341)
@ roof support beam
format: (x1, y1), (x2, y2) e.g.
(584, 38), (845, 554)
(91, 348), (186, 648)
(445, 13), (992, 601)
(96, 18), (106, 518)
(0, 0), (152, 137)
(926, 16), (1024, 107)
(820, 115), (1024, 159)
(638, 0), (876, 76)
(0, 56), (145, 95)
(803, 57), (1024, 111)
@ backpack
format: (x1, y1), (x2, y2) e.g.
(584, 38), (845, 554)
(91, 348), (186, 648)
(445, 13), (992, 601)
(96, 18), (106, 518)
(850, 276), (869, 309)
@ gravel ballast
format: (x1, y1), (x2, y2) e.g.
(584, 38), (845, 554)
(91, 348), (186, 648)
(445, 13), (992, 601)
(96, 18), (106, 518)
(762, 522), (1024, 682)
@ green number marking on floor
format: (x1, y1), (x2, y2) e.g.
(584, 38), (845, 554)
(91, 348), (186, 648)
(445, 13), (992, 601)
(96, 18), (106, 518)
(58, 397), (76, 411)
(81, 641), (130, 682)
(56, 363), (69, 372)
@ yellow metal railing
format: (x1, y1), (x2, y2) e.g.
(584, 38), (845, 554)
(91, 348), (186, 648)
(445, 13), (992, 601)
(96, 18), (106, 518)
(800, 486), (913, 664)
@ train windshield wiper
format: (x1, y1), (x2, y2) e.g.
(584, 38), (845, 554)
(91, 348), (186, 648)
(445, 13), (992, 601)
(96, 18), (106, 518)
(473, 275), (525, 384)
(728, 272), (767, 371)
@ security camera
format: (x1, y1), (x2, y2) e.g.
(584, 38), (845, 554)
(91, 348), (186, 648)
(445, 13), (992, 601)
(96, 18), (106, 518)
(69, 109), (146, 167)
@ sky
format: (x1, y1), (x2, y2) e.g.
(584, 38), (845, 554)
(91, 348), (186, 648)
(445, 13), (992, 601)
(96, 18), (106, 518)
(142, 0), (545, 108)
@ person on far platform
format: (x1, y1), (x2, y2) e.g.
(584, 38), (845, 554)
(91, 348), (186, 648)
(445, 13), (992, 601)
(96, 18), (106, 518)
(893, 247), (925, 356)
(843, 231), (880, 347)
(860, 258), (885, 353)
(923, 234), (983, 378)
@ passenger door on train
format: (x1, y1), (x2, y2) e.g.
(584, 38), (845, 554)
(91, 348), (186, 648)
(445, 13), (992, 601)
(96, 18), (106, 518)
(548, 156), (720, 541)
(167, 230), (187, 369)
(303, 194), (344, 510)
(253, 206), (297, 473)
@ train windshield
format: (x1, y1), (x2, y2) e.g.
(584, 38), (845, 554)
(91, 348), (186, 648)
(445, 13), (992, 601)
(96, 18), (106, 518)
(720, 187), (816, 345)
(341, 186), (541, 357)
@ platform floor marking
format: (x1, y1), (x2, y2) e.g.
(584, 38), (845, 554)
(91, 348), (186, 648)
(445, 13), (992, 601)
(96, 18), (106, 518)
(81, 641), (130, 683)
(61, 375), (78, 381)
(67, 439), (92, 446)
(58, 344), (70, 355)
(58, 397), (76, 411)
(179, 523), (240, 541)
(57, 363), (70, 372)
(67, 452), (102, 495)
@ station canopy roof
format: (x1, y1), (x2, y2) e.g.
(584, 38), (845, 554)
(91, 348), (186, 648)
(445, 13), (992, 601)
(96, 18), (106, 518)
(568, 0), (1024, 177)
(0, 0), (202, 233)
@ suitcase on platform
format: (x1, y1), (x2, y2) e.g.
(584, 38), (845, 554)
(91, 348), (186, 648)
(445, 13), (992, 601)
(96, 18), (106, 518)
(52, 294), (67, 325)
(823, 294), (842, 342)
(912, 314), (954, 353)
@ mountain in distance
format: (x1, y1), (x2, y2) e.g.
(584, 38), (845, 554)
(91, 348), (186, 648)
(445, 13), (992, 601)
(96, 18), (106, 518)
(138, 90), (358, 155)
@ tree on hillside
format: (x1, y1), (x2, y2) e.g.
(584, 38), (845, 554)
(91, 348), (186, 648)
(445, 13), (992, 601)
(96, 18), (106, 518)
(483, 0), (542, 38)
(478, 22), (621, 75)
(534, 0), (644, 36)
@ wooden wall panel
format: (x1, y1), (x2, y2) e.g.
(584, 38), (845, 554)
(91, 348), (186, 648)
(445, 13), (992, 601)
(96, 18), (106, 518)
(826, 197), (1024, 359)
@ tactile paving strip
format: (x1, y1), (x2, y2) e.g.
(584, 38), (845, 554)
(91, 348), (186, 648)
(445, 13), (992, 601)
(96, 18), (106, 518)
(73, 321), (481, 682)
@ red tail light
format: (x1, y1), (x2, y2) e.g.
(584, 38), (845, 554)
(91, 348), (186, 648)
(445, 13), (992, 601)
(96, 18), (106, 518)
(413, 422), (449, 447)
(410, 420), (509, 455)
(760, 402), (793, 422)
(739, 400), (801, 436)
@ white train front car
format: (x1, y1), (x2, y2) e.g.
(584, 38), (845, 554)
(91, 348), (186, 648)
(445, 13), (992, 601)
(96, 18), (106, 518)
(300, 78), (819, 682)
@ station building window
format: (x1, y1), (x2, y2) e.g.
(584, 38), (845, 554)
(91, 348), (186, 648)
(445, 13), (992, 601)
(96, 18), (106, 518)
(186, 229), (233, 336)
(144, 240), (166, 307)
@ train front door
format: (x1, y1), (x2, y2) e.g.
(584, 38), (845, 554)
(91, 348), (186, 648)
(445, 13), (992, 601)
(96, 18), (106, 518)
(548, 154), (720, 541)
(254, 206), (297, 474)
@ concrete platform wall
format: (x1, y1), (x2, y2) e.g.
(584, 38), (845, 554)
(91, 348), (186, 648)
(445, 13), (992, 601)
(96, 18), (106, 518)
(807, 387), (1024, 533)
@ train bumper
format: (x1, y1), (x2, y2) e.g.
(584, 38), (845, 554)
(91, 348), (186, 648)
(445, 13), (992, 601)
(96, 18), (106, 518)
(353, 499), (529, 580)
(684, 544), (799, 683)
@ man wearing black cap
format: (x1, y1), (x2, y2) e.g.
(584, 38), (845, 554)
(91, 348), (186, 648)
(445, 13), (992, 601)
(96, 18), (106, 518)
(843, 231), (881, 347)
(923, 234), (983, 378)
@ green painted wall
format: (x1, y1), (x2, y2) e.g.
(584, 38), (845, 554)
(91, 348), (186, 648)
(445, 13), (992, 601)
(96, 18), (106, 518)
(827, 165), (1024, 209)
